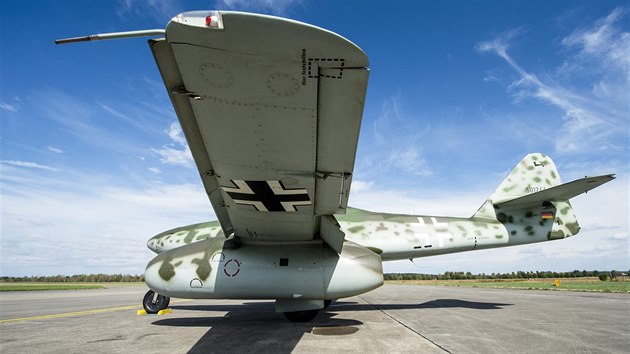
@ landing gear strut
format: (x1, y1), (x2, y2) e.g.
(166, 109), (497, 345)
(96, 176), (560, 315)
(143, 290), (170, 314)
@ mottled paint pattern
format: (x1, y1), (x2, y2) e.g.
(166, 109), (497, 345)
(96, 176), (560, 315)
(144, 154), (604, 299)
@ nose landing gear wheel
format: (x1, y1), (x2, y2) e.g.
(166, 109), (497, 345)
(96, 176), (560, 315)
(143, 290), (170, 314)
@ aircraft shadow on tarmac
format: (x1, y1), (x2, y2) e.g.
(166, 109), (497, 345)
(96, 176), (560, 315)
(152, 299), (512, 353)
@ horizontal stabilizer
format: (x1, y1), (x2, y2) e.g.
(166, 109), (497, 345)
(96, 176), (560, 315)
(496, 174), (615, 208)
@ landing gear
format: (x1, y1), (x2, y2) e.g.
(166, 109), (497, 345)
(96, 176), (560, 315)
(281, 299), (337, 322)
(143, 290), (170, 314)
(283, 309), (320, 322)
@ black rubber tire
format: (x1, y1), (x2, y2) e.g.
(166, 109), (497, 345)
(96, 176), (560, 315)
(143, 290), (169, 314)
(283, 309), (319, 322)
(323, 300), (335, 309)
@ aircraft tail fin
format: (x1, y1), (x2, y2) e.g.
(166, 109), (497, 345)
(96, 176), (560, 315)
(472, 153), (614, 239)
(491, 153), (562, 205)
(473, 153), (560, 219)
(479, 152), (614, 208)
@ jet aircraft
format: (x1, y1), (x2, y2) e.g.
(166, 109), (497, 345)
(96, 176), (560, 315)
(56, 11), (614, 322)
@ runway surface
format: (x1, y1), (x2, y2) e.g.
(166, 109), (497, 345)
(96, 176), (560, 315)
(1, 284), (628, 353)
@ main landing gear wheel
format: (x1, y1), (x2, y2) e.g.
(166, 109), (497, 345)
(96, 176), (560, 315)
(143, 290), (170, 314)
(283, 309), (320, 322)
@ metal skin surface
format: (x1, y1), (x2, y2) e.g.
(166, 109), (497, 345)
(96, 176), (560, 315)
(145, 153), (613, 303)
(144, 238), (383, 301)
(56, 11), (614, 316)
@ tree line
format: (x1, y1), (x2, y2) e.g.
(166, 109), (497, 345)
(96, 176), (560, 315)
(0, 274), (144, 282)
(1, 270), (627, 282)
(384, 270), (628, 281)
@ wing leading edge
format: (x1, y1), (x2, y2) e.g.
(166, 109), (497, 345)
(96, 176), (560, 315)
(150, 11), (369, 242)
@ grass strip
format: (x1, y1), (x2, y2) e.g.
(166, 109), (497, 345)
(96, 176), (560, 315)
(385, 279), (629, 293)
(0, 283), (105, 291)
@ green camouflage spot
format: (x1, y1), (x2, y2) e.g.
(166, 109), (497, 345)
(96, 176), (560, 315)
(337, 208), (373, 222)
(532, 155), (539, 160)
(192, 249), (213, 280)
(457, 225), (466, 231)
(347, 225), (365, 234)
(545, 179), (551, 185)
(533, 177), (541, 182)
(495, 235), (503, 239)
(525, 211), (533, 218)
(524, 226), (533, 232)
(548, 230), (565, 240)
(184, 231), (196, 244)
(502, 185), (516, 192)
(196, 234), (207, 241)
(551, 171), (557, 179)
(566, 222), (580, 234)
(528, 231), (536, 236)
(527, 166), (534, 170)
(376, 223), (388, 231)
(473, 222), (489, 228)
(561, 207), (570, 215)
(507, 215), (514, 223)
(394, 232), (400, 236)
(158, 255), (176, 281)
(511, 230), (517, 235)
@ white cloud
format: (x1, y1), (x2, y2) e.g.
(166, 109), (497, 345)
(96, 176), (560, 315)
(41, 90), (149, 156)
(47, 146), (63, 154)
(0, 102), (18, 112)
(116, 0), (184, 23)
(152, 145), (194, 168)
(1, 160), (60, 172)
(166, 121), (187, 146)
(1, 166), (212, 276)
(561, 7), (630, 72)
(476, 9), (629, 155)
(360, 92), (433, 178)
(147, 167), (162, 174)
(350, 180), (374, 193)
(152, 121), (194, 168)
(388, 148), (432, 177)
(217, 0), (304, 16)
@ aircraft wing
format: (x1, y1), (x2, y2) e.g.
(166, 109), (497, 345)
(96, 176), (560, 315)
(149, 11), (369, 244)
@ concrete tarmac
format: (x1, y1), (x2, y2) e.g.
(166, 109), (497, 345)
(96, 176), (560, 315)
(0, 284), (628, 353)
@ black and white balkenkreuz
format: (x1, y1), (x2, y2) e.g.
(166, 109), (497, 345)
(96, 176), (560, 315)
(221, 180), (312, 212)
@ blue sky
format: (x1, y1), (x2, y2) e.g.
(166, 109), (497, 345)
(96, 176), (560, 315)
(1, 0), (628, 276)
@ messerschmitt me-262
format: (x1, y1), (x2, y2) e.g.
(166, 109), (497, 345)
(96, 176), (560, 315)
(56, 10), (614, 322)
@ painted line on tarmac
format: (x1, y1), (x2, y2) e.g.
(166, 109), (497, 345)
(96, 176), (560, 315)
(0, 299), (189, 324)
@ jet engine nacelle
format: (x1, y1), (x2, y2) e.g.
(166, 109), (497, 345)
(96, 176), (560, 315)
(144, 238), (383, 300)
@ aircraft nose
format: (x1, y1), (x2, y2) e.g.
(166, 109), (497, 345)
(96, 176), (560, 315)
(144, 254), (167, 294)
